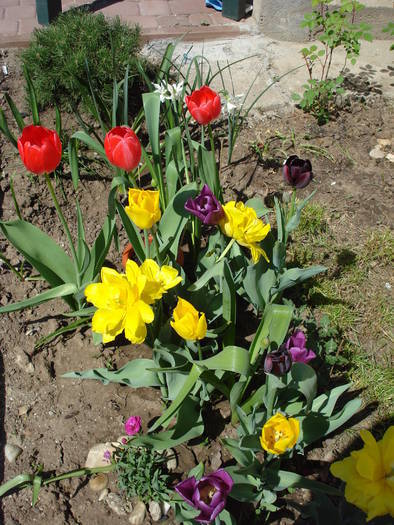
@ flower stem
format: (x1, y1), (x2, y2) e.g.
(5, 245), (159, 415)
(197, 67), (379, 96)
(216, 238), (235, 263)
(196, 341), (203, 361)
(44, 173), (80, 288)
(144, 229), (150, 259)
(150, 227), (162, 266)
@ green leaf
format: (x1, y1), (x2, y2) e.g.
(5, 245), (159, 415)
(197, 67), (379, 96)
(143, 92), (161, 161)
(5, 93), (25, 132)
(243, 265), (276, 309)
(0, 283), (78, 314)
(198, 146), (220, 198)
(123, 65), (129, 126)
(68, 138), (80, 190)
(188, 260), (224, 291)
(222, 260), (236, 342)
(272, 265), (326, 294)
(70, 131), (106, 159)
(245, 197), (270, 218)
(0, 474), (34, 498)
(0, 107), (17, 148)
(158, 182), (197, 259)
(285, 190), (316, 233)
(288, 363), (317, 411)
(312, 383), (351, 416)
(63, 358), (161, 388)
(24, 66), (40, 125)
(116, 201), (145, 263)
(274, 197), (284, 243)
(264, 469), (341, 496)
(0, 219), (75, 287)
(82, 215), (115, 284)
(55, 105), (62, 137)
(221, 438), (254, 468)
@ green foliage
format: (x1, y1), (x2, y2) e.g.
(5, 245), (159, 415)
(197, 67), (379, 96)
(295, 0), (373, 122)
(21, 9), (144, 114)
(113, 442), (170, 503)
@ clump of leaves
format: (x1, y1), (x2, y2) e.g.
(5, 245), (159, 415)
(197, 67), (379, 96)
(293, 0), (373, 123)
(113, 442), (170, 503)
(21, 9), (148, 115)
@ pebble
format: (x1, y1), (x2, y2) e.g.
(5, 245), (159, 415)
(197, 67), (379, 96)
(165, 448), (177, 471)
(89, 473), (108, 492)
(98, 488), (109, 502)
(149, 501), (162, 522)
(5, 444), (23, 463)
(18, 405), (29, 416)
(106, 493), (129, 516)
(377, 138), (391, 147)
(161, 501), (171, 516)
(15, 351), (35, 374)
(85, 443), (116, 468)
(369, 146), (385, 159)
(386, 153), (394, 163)
(128, 501), (146, 525)
(210, 449), (222, 471)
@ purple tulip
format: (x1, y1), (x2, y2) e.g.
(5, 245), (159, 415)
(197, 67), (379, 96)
(184, 184), (224, 225)
(283, 155), (313, 189)
(175, 469), (233, 524)
(285, 330), (316, 364)
(264, 347), (292, 376)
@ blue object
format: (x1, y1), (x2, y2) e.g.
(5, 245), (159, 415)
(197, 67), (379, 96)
(206, 0), (223, 12)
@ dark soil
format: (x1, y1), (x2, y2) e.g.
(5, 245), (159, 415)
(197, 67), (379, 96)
(0, 48), (393, 525)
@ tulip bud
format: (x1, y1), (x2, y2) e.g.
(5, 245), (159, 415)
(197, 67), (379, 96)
(185, 85), (221, 125)
(18, 125), (62, 175)
(264, 347), (292, 376)
(184, 184), (224, 225)
(283, 155), (313, 189)
(104, 126), (141, 171)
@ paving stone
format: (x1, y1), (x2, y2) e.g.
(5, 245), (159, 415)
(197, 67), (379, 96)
(0, 7), (4, 19)
(169, 0), (207, 15)
(123, 15), (158, 29)
(157, 14), (189, 27)
(0, 0), (20, 7)
(4, 5), (35, 19)
(99, 3), (140, 18)
(18, 17), (40, 35)
(139, 1), (170, 16)
(0, 18), (17, 35)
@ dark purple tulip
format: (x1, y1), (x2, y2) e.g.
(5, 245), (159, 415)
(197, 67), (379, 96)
(283, 155), (313, 189)
(175, 469), (233, 524)
(264, 347), (292, 376)
(285, 330), (316, 364)
(184, 184), (224, 225)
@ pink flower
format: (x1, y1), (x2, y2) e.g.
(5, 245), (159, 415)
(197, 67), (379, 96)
(285, 330), (316, 364)
(103, 450), (111, 462)
(125, 416), (142, 436)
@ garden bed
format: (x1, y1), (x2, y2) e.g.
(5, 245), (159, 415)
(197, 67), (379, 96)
(0, 47), (393, 525)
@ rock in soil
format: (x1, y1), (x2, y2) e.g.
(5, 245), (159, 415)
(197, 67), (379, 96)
(98, 488), (109, 502)
(85, 443), (116, 468)
(106, 493), (130, 516)
(149, 501), (162, 522)
(161, 501), (171, 516)
(89, 473), (108, 492)
(128, 501), (146, 525)
(5, 443), (23, 463)
(369, 146), (386, 159)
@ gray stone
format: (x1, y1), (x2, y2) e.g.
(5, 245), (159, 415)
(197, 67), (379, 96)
(18, 405), (29, 416)
(128, 501), (146, 525)
(210, 449), (222, 471)
(98, 488), (109, 502)
(5, 444), (22, 463)
(89, 473), (108, 492)
(15, 351), (34, 374)
(385, 153), (394, 163)
(85, 443), (116, 468)
(161, 501), (171, 516)
(149, 501), (162, 522)
(106, 493), (129, 516)
(369, 146), (385, 159)
(165, 448), (177, 471)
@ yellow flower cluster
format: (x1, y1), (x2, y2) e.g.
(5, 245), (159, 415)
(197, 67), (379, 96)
(85, 259), (181, 344)
(219, 201), (271, 263)
(330, 426), (394, 522)
(260, 413), (300, 455)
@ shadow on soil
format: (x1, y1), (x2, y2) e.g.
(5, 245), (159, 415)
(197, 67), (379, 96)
(0, 351), (5, 524)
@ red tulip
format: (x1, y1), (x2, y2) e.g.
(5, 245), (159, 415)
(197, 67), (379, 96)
(185, 86), (221, 125)
(17, 125), (62, 175)
(104, 126), (141, 171)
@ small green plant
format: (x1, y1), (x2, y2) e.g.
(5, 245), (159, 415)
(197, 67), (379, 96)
(293, 0), (373, 123)
(21, 9), (145, 118)
(114, 442), (170, 503)
(382, 21), (394, 50)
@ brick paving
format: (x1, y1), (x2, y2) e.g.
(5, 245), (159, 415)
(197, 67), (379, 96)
(0, 0), (256, 47)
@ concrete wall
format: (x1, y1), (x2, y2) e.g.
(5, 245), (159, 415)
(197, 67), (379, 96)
(253, 0), (394, 42)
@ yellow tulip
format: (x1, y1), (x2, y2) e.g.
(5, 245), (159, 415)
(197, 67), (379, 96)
(330, 426), (394, 521)
(85, 261), (153, 344)
(125, 188), (161, 230)
(139, 259), (182, 304)
(219, 201), (271, 263)
(260, 413), (300, 455)
(170, 297), (207, 341)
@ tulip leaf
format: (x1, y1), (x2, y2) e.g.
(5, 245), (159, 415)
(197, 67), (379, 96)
(4, 93), (25, 132)
(70, 131), (106, 159)
(68, 138), (80, 190)
(116, 201), (145, 263)
(129, 397), (203, 451)
(0, 219), (75, 287)
(243, 265), (277, 309)
(0, 474), (34, 498)
(263, 469), (341, 496)
(24, 66), (40, 125)
(158, 182), (197, 259)
(222, 260), (236, 345)
(245, 197), (270, 218)
(273, 265), (327, 294)
(221, 438), (255, 468)
(81, 214), (116, 284)
(188, 260), (224, 292)
(0, 283), (78, 314)
(274, 197), (284, 243)
(165, 160), (180, 202)
(287, 363), (317, 411)
(285, 189), (316, 234)
(0, 107), (17, 148)
(143, 92), (161, 161)
(62, 358), (161, 388)
(198, 145), (220, 199)
(199, 346), (250, 375)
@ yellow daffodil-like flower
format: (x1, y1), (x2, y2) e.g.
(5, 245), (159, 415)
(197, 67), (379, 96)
(140, 259), (182, 304)
(260, 413), (300, 455)
(85, 260), (154, 344)
(125, 188), (161, 229)
(330, 426), (394, 522)
(219, 201), (271, 263)
(170, 297), (207, 341)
